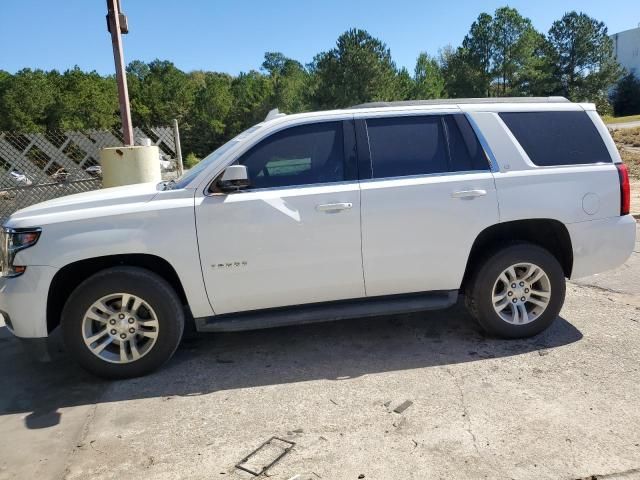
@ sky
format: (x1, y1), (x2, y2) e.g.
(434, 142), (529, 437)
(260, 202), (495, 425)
(2, 0), (639, 76)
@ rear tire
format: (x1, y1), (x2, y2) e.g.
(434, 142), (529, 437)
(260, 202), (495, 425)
(465, 243), (565, 338)
(61, 267), (184, 379)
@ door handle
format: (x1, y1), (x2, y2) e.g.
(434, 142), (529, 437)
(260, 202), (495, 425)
(316, 202), (353, 212)
(451, 189), (487, 199)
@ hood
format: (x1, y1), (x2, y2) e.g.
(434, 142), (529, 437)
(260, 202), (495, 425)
(5, 182), (162, 228)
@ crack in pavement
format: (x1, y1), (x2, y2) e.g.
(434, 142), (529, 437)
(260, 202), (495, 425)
(571, 282), (631, 296)
(444, 367), (503, 478)
(445, 368), (480, 456)
(62, 402), (99, 480)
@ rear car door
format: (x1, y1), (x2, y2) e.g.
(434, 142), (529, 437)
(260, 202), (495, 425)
(195, 119), (365, 314)
(357, 112), (500, 296)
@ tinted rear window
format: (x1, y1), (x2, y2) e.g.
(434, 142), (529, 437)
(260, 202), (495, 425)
(366, 116), (448, 178)
(499, 111), (611, 166)
(445, 114), (489, 172)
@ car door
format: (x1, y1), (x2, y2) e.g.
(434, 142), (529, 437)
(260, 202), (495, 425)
(357, 112), (500, 297)
(195, 119), (365, 315)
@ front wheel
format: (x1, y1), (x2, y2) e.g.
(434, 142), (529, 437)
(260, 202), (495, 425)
(465, 243), (566, 338)
(62, 267), (184, 379)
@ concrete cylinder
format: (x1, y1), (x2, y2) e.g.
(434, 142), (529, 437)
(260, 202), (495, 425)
(100, 146), (161, 188)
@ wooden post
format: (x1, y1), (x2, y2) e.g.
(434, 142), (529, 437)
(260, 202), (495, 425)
(106, 0), (134, 146)
(173, 119), (184, 176)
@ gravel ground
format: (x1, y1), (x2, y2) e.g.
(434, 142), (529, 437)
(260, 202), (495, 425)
(1, 225), (639, 480)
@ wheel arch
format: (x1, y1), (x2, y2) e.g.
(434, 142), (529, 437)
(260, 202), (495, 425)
(461, 219), (573, 291)
(47, 254), (188, 334)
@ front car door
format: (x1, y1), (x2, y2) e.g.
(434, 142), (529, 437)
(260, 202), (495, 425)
(195, 119), (365, 314)
(356, 111), (500, 297)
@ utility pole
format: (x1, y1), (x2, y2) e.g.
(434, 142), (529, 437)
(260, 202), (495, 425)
(106, 0), (134, 146)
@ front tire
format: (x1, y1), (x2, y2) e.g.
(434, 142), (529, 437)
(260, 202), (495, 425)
(465, 243), (566, 338)
(62, 267), (184, 379)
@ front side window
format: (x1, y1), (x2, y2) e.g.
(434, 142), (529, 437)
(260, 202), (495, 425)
(237, 122), (344, 189)
(499, 111), (612, 166)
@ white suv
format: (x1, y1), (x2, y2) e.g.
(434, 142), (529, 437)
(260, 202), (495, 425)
(0, 97), (635, 378)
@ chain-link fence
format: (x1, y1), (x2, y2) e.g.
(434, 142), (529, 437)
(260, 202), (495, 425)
(0, 126), (180, 222)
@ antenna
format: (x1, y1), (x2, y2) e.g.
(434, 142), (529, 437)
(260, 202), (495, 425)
(264, 109), (286, 121)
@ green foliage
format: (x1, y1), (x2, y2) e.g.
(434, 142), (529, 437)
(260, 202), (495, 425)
(309, 29), (399, 108)
(547, 11), (623, 102)
(186, 71), (234, 157)
(127, 59), (197, 127)
(184, 152), (200, 169)
(0, 69), (58, 131)
(611, 72), (640, 117)
(0, 10), (624, 157)
(262, 52), (310, 113)
(413, 53), (445, 99)
(52, 67), (119, 131)
(491, 7), (539, 95)
(439, 46), (486, 98)
(462, 13), (494, 96)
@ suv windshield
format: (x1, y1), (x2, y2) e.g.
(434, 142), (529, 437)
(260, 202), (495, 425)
(173, 124), (264, 189)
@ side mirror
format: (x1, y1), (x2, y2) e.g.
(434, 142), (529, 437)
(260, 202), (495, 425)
(218, 165), (250, 192)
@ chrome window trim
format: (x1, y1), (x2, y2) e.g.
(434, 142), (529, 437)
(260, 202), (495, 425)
(204, 179), (361, 197)
(465, 113), (499, 173)
(358, 169), (493, 185)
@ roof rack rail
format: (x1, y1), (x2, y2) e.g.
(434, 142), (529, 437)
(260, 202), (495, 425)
(348, 97), (569, 109)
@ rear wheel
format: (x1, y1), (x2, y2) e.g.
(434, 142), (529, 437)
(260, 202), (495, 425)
(465, 243), (565, 338)
(62, 267), (184, 379)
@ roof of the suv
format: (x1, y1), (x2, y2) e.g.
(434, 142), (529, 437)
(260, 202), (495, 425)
(349, 97), (570, 108)
(261, 96), (581, 125)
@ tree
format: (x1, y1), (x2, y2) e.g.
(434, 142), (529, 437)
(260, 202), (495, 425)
(228, 70), (274, 135)
(413, 53), (445, 99)
(50, 67), (118, 130)
(126, 60), (197, 127)
(395, 67), (415, 100)
(0, 69), (59, 131)
(611, 71), (640, 116)
(516, 32), (558, 96)
(440, 46), (486, 98)
(491, 7), (541, 95)
(309, 29), (399, 108)
(186, 72), (234, 156)
(547, 11), (622, 102)
(462, 13), (494, 96)
(262, 52), (310, 113)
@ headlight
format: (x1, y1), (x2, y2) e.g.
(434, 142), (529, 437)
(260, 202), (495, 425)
(1, 227), (42, 277)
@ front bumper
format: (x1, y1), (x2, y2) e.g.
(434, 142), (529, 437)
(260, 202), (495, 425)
(0, 265), (58, 338)
(568, 214), (637, 279)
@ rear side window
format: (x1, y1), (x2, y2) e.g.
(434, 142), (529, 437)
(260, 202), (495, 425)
(366, 116), (448, 178)
(238, 121), (344, 189)
(445, 114), (489, 171)
(499, 111), (611, 166)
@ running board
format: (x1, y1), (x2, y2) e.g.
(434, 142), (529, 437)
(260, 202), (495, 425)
(194, 290), (459, 333)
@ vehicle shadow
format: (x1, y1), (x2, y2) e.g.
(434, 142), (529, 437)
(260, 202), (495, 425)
(0, 302), (582, 429)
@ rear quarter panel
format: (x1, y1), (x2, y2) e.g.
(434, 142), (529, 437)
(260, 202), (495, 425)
(467, 108), (634, 279)
(468, 110), (621, 224)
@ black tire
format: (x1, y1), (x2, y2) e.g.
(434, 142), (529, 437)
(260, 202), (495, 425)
(61, 267), (184, 379)
(464, 243), (565, 338)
